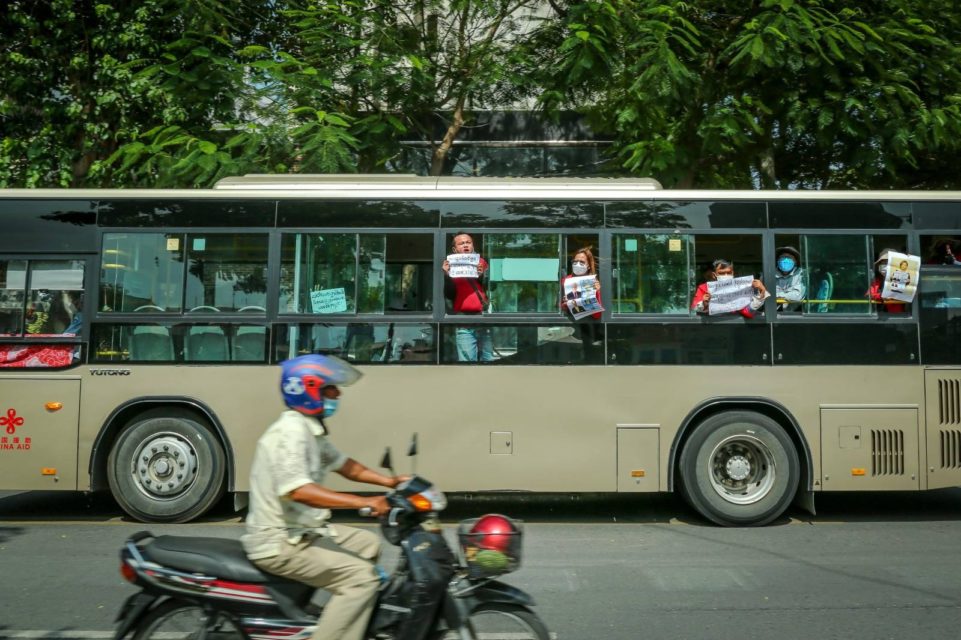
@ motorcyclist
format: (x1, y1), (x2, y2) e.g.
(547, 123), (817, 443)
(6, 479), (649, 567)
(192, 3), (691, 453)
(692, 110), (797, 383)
(241, 354), (406, 640)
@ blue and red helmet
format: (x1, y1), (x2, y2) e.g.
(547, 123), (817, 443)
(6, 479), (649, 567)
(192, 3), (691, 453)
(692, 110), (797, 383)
(280, 354), (362, 416)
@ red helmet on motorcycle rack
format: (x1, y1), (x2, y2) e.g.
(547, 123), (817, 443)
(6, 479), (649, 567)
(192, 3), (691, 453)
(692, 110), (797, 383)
(458, 514), (522, 578)
(469, 514), (517, 553)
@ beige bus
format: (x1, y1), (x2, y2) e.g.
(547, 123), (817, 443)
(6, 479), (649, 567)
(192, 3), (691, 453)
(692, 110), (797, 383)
(1, 176), (960, 526)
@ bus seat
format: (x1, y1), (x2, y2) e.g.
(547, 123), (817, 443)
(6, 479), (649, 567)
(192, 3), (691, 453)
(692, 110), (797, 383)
(232, 326), (267, 361)
(129, 326), (174, 361)
(186, 326), (229, 361)
(814, 272), (834, 313)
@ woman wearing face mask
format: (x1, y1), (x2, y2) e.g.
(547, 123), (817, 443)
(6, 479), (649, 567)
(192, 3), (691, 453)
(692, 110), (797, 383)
(774, 246), (806, 312)
(561, 247), (602, 362)
(868, 249), (907, 313)
(691, 258), (769, 318)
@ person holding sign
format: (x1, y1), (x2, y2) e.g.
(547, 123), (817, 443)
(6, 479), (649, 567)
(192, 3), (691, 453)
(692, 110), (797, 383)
(561, 247), (603, 362)
(867, 248), (907, 312)
(442, 232), (492, 362)
(691, 258), (769, 318)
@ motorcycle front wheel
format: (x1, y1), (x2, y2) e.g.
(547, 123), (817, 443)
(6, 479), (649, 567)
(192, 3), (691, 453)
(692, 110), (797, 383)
(432, 602), (551, 640)
(132, 599), (242, 640)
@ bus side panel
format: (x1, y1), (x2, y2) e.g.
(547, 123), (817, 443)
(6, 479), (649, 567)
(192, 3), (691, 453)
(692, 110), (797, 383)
(0, 377), (80, 490)
(924, 369), (961, 490)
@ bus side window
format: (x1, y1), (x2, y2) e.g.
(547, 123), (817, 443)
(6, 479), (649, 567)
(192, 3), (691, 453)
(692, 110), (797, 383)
(799, 235), (873, 314)
(482, 232), (560, 314)
(612, 234), (691, 314)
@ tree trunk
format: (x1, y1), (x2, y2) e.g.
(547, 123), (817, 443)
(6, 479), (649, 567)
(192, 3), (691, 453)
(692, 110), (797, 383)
(429, 98), (465, 176)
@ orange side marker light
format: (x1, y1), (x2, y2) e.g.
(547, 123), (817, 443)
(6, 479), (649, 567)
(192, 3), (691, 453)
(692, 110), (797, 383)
(45, 402), (63, 411)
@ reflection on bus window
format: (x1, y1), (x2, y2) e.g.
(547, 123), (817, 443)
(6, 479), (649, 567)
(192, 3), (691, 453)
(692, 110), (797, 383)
(185, 234), (268, 313)
(0, 260), (27, 336)
(276, 323), (435, 364)
(799, 235), (874, 314)
(439, 324), (598, 364)
(25, 260), (85, 335)
(280, 233), (433, 315)
(485, 233), (560, 313)
(101, 233), (185, 312)
(91, 323), (269, 363)
(613, 234), (691, 313)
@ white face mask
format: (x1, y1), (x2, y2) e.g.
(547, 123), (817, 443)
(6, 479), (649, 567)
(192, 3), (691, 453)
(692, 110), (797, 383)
(878, 265), (888, 277)
(572, 261), (588, 276)
(715, 274), (734, 283)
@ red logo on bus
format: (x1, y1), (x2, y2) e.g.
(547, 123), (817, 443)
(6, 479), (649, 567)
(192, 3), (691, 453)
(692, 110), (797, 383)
(1, 408), (24, 434)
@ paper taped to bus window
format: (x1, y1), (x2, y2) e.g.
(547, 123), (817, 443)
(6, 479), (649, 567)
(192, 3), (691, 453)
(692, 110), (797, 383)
(881, 251), (920, 303)
(707, 275), (755, 315)
(447, 253), (480, 279)
(310, 288), (347, 314)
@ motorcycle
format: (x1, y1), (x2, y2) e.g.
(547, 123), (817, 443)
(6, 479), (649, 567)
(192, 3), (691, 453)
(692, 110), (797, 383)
(113, 445), (550, 640)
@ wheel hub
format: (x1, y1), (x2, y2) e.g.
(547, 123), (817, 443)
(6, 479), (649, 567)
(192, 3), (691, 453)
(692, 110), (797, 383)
(133, 433), (198, 498)
(708, 434), (777, 506)
(725, 455), (752, 481)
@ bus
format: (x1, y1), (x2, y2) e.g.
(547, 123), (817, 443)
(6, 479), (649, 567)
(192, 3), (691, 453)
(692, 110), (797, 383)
(1, 175), (959, 526)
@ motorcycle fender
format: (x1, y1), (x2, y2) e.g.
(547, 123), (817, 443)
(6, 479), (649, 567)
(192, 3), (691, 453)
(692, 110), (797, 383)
(468, 580), (536, 607)
(114, 592), (159, 640)
(442, 579), (537, 628)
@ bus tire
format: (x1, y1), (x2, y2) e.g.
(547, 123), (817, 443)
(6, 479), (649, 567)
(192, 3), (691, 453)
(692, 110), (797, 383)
(679, 411), (799, 527)
(107, 415), (226, 523)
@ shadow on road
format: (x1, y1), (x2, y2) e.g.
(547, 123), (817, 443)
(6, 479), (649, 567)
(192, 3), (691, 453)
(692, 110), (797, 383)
(0, 525), (24, 543)
(2, 487), (961, 526)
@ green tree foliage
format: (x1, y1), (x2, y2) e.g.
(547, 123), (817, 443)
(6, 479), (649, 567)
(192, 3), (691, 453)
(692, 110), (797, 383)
(0, 0), (359, 187)
(538, 0), (961, 188)
(282, 1), (543, 175)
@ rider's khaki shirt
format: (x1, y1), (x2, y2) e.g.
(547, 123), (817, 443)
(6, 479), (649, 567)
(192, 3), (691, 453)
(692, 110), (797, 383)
(241, 410), (348, 560)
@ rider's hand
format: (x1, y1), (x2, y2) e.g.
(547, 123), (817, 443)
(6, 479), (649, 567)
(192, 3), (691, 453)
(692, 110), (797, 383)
(365, 495), (390, 517)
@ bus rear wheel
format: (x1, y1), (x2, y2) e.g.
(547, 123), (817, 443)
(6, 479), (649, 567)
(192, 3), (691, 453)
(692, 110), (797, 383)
(679, 411), (799, 527)
(107, 415), (226, 523)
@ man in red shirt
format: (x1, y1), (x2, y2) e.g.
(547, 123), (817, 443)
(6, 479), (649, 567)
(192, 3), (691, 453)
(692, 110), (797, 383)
(442, 232), (493, 361)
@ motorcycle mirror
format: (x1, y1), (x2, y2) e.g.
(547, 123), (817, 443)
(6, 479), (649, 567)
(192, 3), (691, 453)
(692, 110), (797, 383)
(380, 447), (394, 475)
(408, 433), (418, 475)
(407, 433), (418, 457)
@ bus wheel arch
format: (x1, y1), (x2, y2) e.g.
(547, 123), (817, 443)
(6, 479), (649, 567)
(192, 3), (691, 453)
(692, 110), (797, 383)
(93, 400), (233, 523)
(671, 401), (809, 527)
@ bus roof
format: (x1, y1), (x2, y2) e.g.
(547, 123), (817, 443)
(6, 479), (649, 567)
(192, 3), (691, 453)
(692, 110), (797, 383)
(1, 175), (961, 201)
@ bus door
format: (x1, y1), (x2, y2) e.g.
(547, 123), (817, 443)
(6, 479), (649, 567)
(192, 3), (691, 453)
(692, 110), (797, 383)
(919, 267), (961, 489)
(0, 255), (88, 490)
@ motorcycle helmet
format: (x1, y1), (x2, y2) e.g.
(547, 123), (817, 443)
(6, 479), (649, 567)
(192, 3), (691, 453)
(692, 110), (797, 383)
(468, 514), (518, 553)
(280, 354), (362, 416)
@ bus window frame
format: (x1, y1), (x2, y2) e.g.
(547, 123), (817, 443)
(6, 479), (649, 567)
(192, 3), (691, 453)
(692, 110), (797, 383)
(764, 229), (920, 324)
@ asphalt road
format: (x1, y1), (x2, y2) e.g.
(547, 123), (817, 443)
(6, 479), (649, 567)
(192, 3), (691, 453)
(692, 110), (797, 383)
(2, 489), (961, 639)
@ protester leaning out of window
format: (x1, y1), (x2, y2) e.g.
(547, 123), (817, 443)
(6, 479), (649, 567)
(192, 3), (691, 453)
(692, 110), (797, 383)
(868, 248), (906, 313)
(561, 246), (602, 362)
(442, 232), (492, 362)
(691, 258), (769, 318)
(774, 246), (806, 312)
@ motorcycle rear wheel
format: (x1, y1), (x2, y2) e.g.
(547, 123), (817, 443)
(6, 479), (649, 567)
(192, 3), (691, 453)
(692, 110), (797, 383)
(132, 599), (242, 640)
(431, 602), (550, 640)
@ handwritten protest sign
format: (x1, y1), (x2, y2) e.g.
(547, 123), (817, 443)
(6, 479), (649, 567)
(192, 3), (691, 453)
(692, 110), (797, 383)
(564, 275), (604, 320)
(447, 253), (480, 278)
(881, 251), (920, 303)
(310, 288), (348, 314)
(706, 275), (755, 315)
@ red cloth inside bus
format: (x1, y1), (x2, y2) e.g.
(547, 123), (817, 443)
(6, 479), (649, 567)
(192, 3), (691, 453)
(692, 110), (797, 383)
(0, 343), (77, 368)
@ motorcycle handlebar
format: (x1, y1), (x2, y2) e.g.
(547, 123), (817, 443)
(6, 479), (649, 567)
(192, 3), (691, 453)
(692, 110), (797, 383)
(358, 507), (374, 517)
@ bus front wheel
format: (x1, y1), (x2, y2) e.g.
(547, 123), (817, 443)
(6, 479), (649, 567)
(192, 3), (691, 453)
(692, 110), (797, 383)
(679, 411), (799, 527)
(107, 415), (226, 523)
